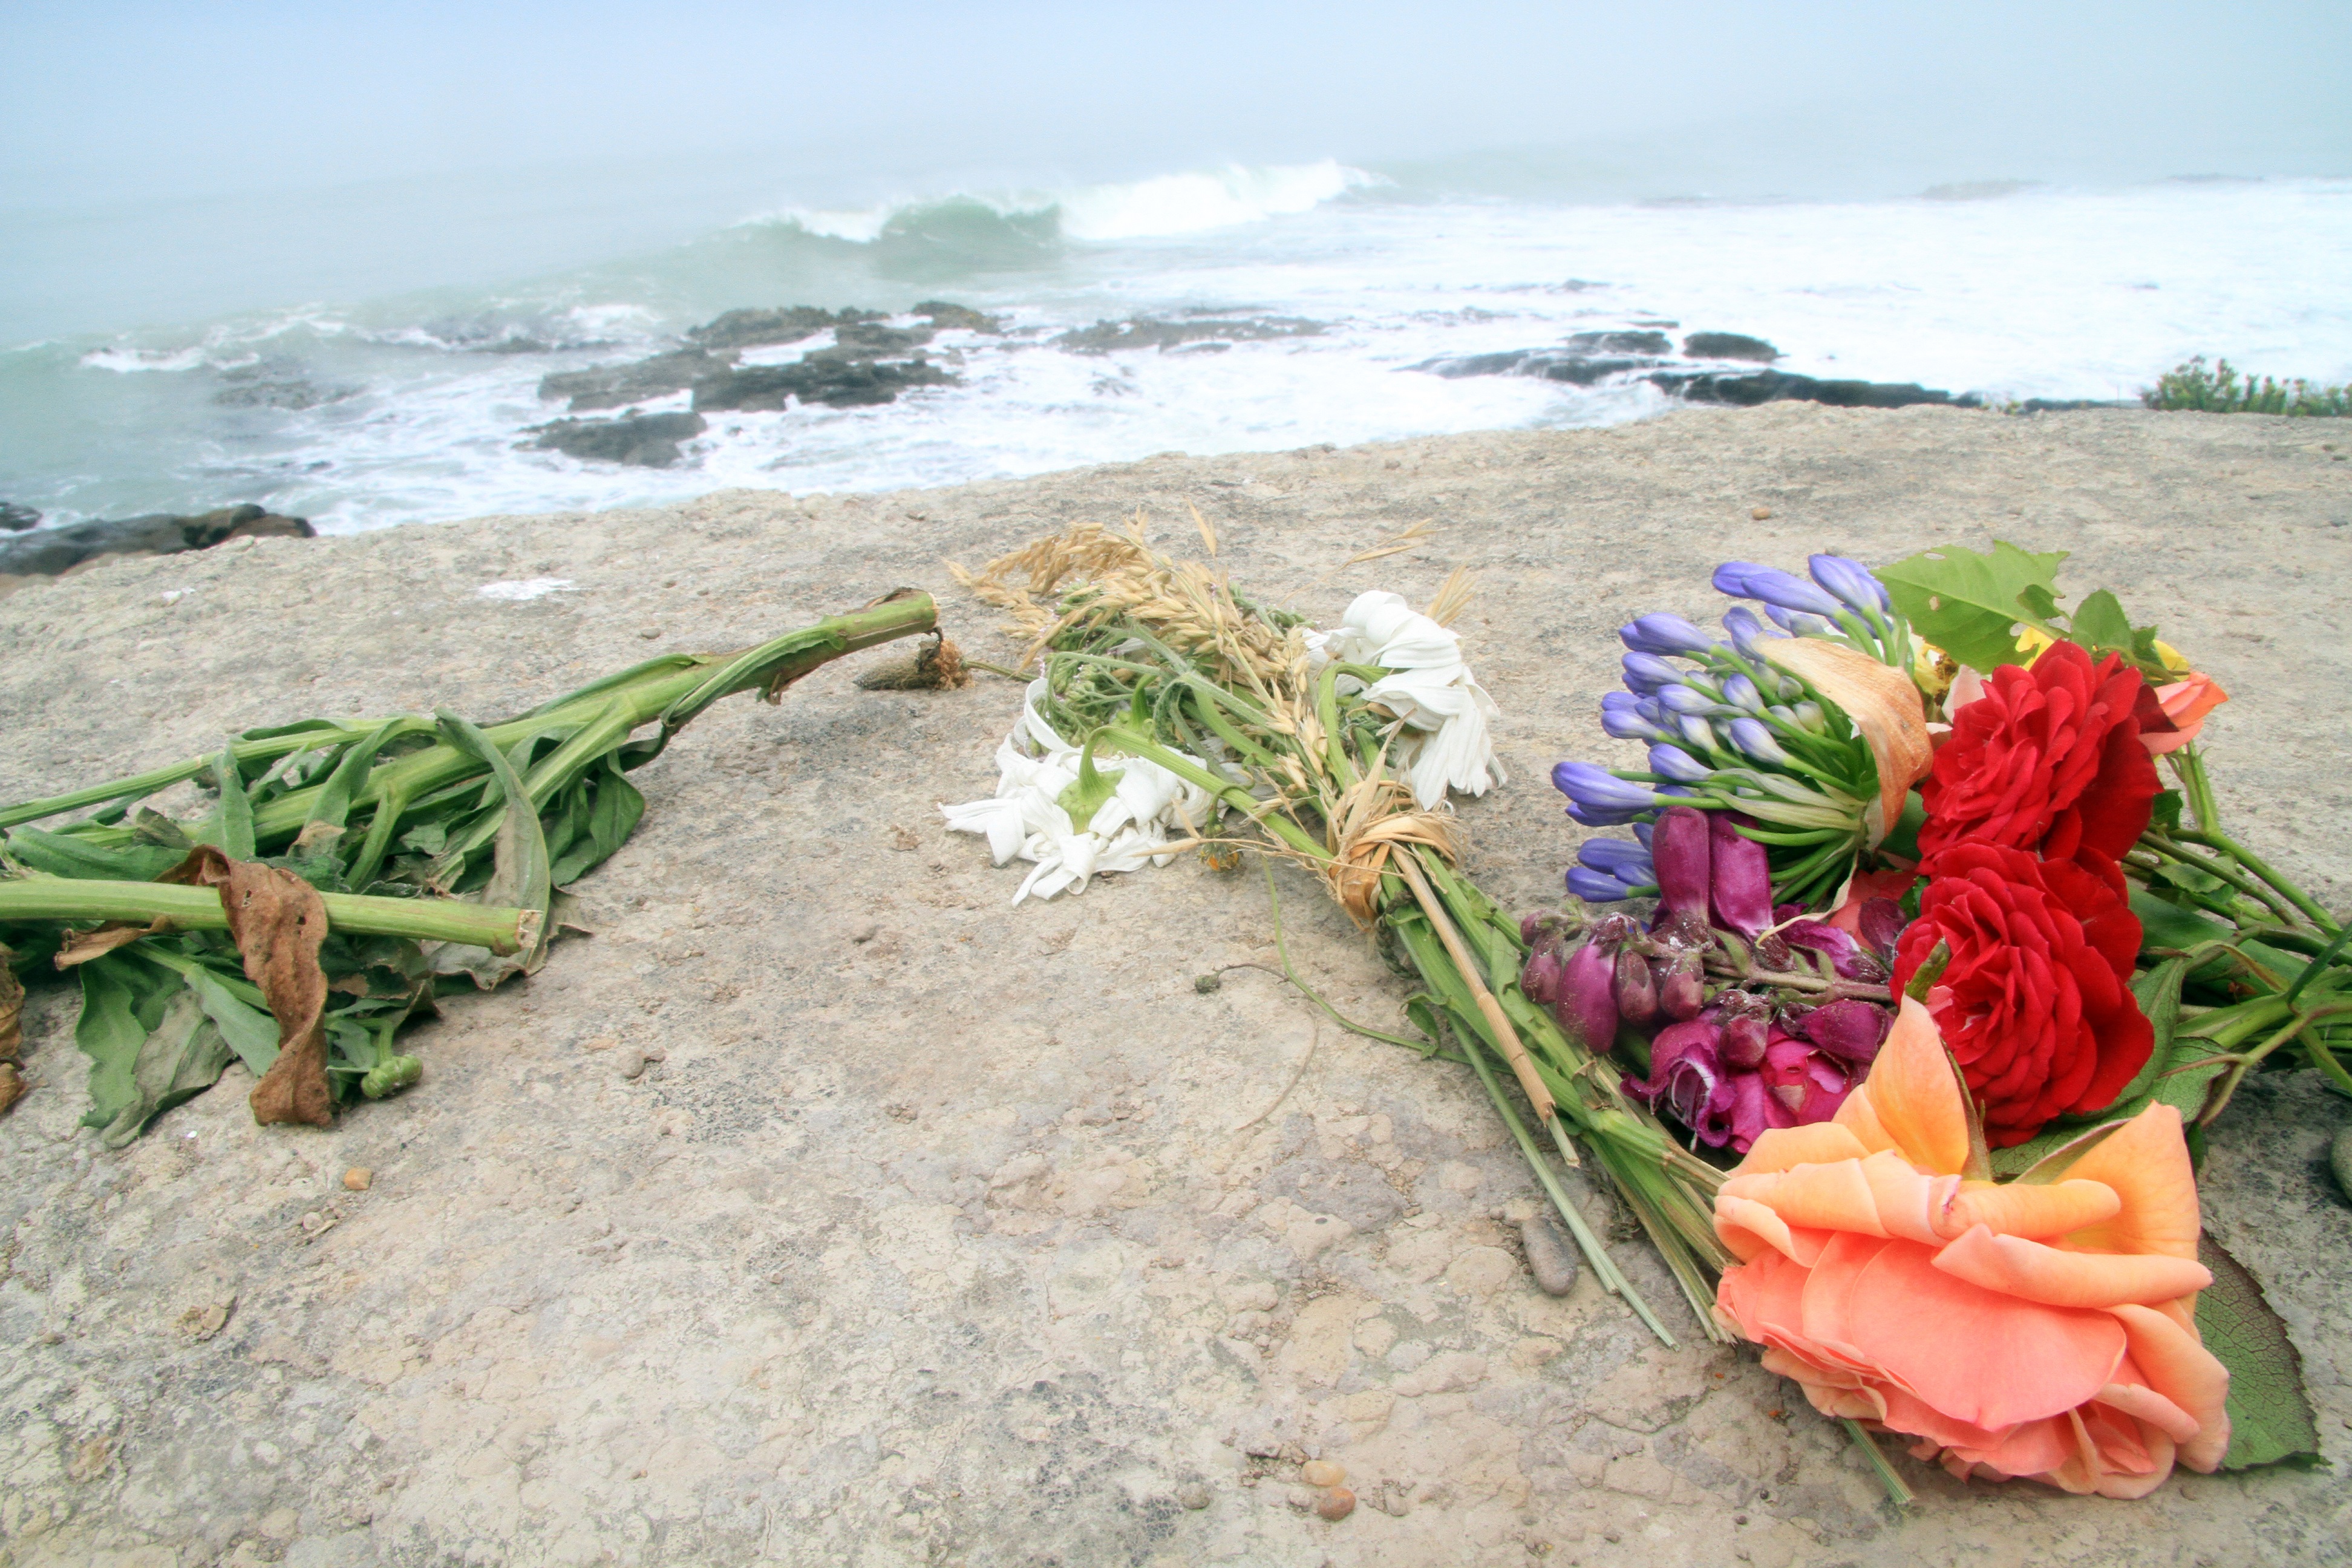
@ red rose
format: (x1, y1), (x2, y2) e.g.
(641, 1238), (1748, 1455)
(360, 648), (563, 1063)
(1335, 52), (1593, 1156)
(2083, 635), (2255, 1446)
(1919, 640), (2160, 862)
(1891, 843), (2152, 1147)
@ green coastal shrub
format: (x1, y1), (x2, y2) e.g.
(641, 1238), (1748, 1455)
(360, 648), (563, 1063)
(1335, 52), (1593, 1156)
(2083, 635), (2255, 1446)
(2143, 357), (2350, 416)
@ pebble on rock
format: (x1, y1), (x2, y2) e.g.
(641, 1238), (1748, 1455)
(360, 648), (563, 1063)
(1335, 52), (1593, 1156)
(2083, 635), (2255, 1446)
(1301, 1460), (1346, 1488)
(1520, 1214), (1580, 1296)
(1751, 506), (1772, 520)
(1316, 1487), (1356, 1521)
(343, 1168), (373, 1192)
(2331, 1123), (2352, 1203)
(1175, 1482), (1212, 1510)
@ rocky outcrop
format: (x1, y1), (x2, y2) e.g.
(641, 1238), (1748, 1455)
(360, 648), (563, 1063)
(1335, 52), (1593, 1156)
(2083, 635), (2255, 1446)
(913, 301), (1002, 332)
(685, 307), (884, 352)
(1566, 330), (1673, 355)
(0, 503), (37, 532)
(539, 350), (725, 414)
(691, 356), (953, 411)
(1648, 368), (1954, 409)
(1681, 332), (1780, 362)
(526, 412), (708, 468)
(0, 503), (313, 577)
(1056, 316), (1324, 354)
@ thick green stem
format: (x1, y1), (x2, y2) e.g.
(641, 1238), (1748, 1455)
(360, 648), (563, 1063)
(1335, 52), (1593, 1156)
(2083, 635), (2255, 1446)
(0, 877), (532, 953)
(2172, 828), (2339, 934)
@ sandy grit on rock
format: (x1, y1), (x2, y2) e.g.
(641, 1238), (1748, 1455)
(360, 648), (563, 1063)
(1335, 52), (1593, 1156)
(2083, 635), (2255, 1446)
(1, 403), (2347, 1567)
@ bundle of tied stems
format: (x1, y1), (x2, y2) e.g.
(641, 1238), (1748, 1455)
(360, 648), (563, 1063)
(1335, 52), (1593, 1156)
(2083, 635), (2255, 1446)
(0, 594), (938, 1141)
(958, 521), (1730, 1343)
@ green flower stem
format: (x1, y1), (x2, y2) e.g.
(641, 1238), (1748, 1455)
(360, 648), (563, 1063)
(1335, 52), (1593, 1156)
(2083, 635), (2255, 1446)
(2171, 745), (2224, 835)
(0, 876), (532, 953)
(2170, 829), (2340, 934)
(2141, 832), (2303, 928)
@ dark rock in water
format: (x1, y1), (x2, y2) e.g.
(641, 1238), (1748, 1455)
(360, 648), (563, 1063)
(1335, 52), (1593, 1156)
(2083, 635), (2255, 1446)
(1537, 355), (1661, 387)
(913, 301), (1002, 332)
(693, 356), (954, 412)
(686, 306), (883, 352)
(1652, 369), (1953, 410)
(1566, 330), (1673, 356)
(1416, 348), (1665, 385)
(1682, 332), (1782, 362)
(539, 350), (722, 413)
(832, 322), (936, 356)
(0, 501), (38, 532)
(212, 358), (359, 410)
(0, 504), (313, 577)
(527, 411), (708, 468)
(1056, 317), (1324, 354)
(1420, 349), (1540, 379)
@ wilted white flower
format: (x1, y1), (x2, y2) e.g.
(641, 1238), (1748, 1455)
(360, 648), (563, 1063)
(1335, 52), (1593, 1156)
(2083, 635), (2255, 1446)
(1308, 590), (1505, 809)
(939, 679), (1215, 903)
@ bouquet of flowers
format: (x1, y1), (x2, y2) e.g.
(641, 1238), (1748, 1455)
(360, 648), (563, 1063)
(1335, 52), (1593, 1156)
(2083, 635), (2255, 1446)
(1542, 541), (2331, 1495)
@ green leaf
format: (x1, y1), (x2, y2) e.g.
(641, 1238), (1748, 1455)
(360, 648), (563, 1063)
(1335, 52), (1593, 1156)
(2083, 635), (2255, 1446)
(2066, 588), (2135, 653)
(2130, 889), (2233, 954)
(1877, 541), (2069, 673)
(95, 987), (234, 1149)
(2195, 1233), (2321, 1469)
(549, 756), (645, 886)
(2152, 860), (2227, 895)
(5, 827), (188, 883)
(74, 952), (171, 1129)
(131, 946), (281, 1074)
(207, 743), (256, 860)
(2150, 789), (2184, 834)
(432, 710), (551, 982)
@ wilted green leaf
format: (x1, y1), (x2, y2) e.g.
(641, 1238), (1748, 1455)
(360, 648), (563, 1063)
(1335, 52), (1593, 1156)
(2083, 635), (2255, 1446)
(1878, 541), (2069, 673)
(96, 988), (234, 1149)
(7, 827), (188, 883)
(74, 952), (171, 1129)
(2196, 1233), (2321, 1469)
(549, 756), (645, 886)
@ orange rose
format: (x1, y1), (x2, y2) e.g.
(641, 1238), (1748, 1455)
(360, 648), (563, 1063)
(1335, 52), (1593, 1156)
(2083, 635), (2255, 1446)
(1711, 998), (2229, 1498)
(2141, 673), (2229, 756)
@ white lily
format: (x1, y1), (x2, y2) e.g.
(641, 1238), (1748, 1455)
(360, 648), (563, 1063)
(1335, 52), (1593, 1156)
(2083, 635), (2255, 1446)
(939, 679), (1215, 903)
(1307, 590), (1506, 809)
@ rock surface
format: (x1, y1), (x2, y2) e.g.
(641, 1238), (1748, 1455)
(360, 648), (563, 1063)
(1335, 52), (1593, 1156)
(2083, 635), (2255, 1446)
(528, 411), (710, 469)
(1, 404), (2347, 1566)
(0, 503), (312, 579)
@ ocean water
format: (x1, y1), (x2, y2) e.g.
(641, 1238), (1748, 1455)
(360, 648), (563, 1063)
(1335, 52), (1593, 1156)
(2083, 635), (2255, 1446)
(4, 161), (2350, 537)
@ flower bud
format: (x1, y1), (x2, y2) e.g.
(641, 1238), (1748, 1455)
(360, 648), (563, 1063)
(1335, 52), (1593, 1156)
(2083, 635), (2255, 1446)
(1792, 701), (1828, 733)
(1707, 813), (1774, 939)
(1720, 673), (1765, 713)
(1613, 945), (1660, 1027)
(1764, 605), (1841, 639)
(1725, 717), (1792, 765)
(1720, 1010), (1769, 1069)
(1599, 691), (1663, 741)
(1807, 554), (1892, 615)
(1720, 604), (1776, 659)
(1656, 683), (1719, 717)
(1720, 563), (1844, 619)
(1552, 762), (1658, 816)
(1656, 951), (1705, 1021)
(1857, 897), (1909, 961)
(1647, 743), (1711, 783)
(1619, 652), (1681, 694)
(1797, 998), (1893, 1065)
(1567, 866), (1636, 902)
(1619, 613), (1713, 658)
(1521, 941), (1566, 1005)
(1556, 939), (1621, 1051)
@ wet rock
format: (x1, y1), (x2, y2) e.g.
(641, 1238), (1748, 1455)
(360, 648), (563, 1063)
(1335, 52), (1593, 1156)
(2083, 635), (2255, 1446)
(687, 306), (883, 351)
(1566, 330), (1673, 355)
(1055, 316), (1324, 354)
(1520, 1214), (1580, 1296)
(914, 300), (1003, 332)
(692, 356), (953, 411)
(1416, 348), (1667, 385)
(0, 503), (313, 577)
(539, 350), (724, 413)
(212, 358), (358, 410)
(1682, 332), (1782, 362)
(0, 502), (37, 532)
(526, 411), (707, 468)
(1650, 368), (1954, 410)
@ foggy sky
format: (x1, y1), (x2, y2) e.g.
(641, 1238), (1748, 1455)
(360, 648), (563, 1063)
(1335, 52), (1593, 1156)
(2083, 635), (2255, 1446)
(9, 0), (2347, 207)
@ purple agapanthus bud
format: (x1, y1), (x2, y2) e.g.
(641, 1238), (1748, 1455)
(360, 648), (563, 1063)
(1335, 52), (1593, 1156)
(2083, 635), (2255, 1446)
(1649, 806), (1713, 920)
(1567, 866), (1636, 902)
(1807, 554), (1892, 615)
(1763, 604), (1841, 639)
(1674, 714), (1716, 751)
(1707, 814), (1774, 939)
(1613, 945), (1659, 1027)
(1576, 840), (1656, 900)
(1720, 604), (1778, 660)
(1656, 683), (1717, 716)
(1720, 563), (1844, 619)
(1619, 613), (1713, 658)
(1725, 717), (1791, 765)
(1646, 743), (1711, 783)
(1553, 762), (1657, 814)
(1599, 691), (1663, 742)
(1619, 652), (1681, 694)
(1556, 939), (1621, 1051)
(1797, 998), (1892, 1065)
(1791, 701), (1828, 733)
(1656, 951), (1705, 1021)
(1720, 673), (1765, 713)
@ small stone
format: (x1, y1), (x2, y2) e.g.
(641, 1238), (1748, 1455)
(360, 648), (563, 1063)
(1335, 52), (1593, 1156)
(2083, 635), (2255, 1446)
(1520, 1214), (1580, 1296)
(1176, 1482), (1213, 1510)
(1285, 1486), (1318, 1511)
(639, 626), (663, 639)
(1194, 973), (1223, 993)
(1301, 1460), (1346, 1487)
(851, 920), (880, 943)
(1316, 1487), (1356, 1521)
(1751, 506), (1772, 520)
(617, 1047), (649, 1080)
(344, 1168), (373, 1192)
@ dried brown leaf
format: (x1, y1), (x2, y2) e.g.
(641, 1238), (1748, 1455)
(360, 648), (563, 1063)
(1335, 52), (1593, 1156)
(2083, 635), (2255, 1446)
(165, 846), (334, 1127)
(53, 922), (165, 969)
